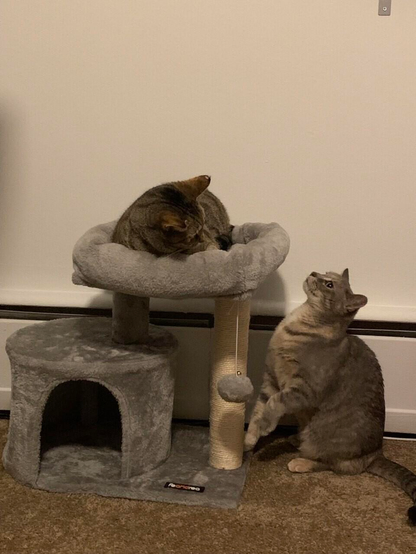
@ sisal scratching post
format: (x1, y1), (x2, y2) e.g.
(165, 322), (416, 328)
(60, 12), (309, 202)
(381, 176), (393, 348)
(112, 292), (149, 344)
(210, 297), (251, 470)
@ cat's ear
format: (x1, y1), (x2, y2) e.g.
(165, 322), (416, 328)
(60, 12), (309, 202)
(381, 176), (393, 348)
(159, 212), (188, 232)
(174, 175), (211, 200)
(345, 294), (367, 313)
(342, 268), (350, 282)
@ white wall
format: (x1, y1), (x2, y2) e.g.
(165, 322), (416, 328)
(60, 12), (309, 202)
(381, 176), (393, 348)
(1, 1), (415, 320)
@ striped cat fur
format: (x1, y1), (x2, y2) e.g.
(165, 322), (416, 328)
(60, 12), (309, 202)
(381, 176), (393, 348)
(245, 269), (416, 525)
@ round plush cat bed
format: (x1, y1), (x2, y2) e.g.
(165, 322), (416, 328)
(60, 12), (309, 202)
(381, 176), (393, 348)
(72, 221), (289, 299)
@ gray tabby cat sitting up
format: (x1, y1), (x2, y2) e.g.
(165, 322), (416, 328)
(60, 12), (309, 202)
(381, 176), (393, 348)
(112, 175), (232, 256)
(245, 269), (416, 525)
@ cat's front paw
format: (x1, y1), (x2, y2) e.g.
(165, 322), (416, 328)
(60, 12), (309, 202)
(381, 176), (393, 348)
(243, 433), (257, 452)
(259, 418), (277, 437)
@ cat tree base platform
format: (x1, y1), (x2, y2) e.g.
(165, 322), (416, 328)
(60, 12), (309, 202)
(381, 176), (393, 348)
(37, 424), (251, 509)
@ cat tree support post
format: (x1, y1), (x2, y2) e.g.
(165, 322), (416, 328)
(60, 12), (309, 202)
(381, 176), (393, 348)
(210, 297), (251, 470)
(112, 292), (149, 344)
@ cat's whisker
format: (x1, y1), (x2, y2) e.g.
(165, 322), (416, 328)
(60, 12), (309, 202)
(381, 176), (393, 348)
(161, 247), (188, 259)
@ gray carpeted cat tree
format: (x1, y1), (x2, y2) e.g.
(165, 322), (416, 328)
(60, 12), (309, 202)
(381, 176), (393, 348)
(3, 221), (289, 508)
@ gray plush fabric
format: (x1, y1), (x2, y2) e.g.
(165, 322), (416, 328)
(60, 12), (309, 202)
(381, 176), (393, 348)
(112, 293), (150, 344)
(72, 221), (290, 299)
(217, 375), (254, 403)
(3, 220), (289, 506)
(3, 318), (250, 507)
(3, 317), (178, 487)
(35, 425), (251, 509)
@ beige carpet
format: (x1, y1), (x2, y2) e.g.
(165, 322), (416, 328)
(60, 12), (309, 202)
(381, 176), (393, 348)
(1, 420), (415, 554)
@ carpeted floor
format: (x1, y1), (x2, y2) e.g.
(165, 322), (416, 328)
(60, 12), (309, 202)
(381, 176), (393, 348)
(1, 419), (416, 554)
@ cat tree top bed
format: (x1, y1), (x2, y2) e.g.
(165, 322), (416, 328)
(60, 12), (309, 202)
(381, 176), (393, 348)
(72, 221), (290, 298)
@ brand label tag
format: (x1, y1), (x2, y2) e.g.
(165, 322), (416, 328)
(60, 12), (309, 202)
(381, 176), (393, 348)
(164, 482), (205, 493)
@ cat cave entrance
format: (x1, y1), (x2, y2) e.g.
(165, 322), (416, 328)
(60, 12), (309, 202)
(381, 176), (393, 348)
(40, 380), (123, 482)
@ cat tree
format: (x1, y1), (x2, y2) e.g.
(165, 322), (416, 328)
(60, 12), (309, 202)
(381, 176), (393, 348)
(3, 221), (289, 508)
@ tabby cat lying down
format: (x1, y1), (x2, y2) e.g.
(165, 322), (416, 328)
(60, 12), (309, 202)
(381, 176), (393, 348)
(245, 269), (416, 525)
(112, 175), (232, 256)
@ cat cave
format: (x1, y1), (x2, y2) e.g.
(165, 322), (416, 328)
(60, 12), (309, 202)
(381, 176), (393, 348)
(3, 221), (290, 508)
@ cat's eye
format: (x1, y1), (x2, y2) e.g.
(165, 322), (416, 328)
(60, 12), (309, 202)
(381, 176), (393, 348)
(325, 281), (334, 289)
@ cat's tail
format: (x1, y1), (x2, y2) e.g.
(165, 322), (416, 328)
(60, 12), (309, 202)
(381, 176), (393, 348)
(367, 455), (416, 525)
